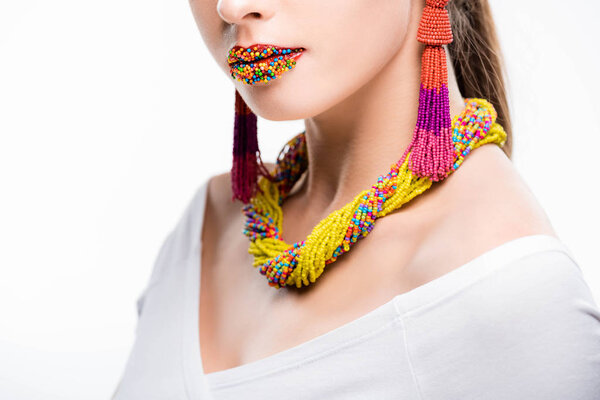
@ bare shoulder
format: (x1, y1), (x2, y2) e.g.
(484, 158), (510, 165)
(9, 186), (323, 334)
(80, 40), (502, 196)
(206, 162), (278, 226)
(205, 170), (240, 230)
(441, 143), (556, 240)
(407, 143), (558, 277)
(200, 163), (277, 278)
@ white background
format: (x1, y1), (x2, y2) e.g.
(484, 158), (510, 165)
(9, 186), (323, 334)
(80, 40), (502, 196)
(1, 1), (598, 399)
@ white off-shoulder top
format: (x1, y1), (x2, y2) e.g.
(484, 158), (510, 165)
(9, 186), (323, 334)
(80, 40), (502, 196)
(112, 176), (600, 400)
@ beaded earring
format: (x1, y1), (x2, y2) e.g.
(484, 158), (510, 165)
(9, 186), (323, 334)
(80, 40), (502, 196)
(231, 89), (273, 203)
(407, 0), (455, 181)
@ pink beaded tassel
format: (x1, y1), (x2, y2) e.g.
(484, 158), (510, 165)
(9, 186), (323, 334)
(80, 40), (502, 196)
(406, 0), (455, 181)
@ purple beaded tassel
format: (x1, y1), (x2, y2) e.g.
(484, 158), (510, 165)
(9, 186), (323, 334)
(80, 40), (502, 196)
(405, 0), (455, 182)
(231, 89), (272, 203)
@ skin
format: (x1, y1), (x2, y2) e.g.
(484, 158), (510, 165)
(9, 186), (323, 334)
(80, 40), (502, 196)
(188, 0), (556, 374)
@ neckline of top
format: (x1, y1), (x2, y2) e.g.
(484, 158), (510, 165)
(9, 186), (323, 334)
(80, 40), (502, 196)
(182, 176), (577, 392)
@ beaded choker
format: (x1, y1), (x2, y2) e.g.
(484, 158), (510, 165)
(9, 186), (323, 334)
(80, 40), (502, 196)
(241, 98), (507, 289)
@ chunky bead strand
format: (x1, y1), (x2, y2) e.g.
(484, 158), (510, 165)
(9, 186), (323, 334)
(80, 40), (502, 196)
(243, 98), (507, 289)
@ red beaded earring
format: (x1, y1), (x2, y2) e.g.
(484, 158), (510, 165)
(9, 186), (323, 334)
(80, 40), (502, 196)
(231, 89), (273, 203)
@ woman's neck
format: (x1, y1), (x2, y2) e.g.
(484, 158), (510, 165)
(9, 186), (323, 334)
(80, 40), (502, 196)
(294, 41), (466, 218)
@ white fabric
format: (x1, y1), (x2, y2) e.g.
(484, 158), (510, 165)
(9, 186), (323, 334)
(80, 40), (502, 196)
(113, 176), (600, 400)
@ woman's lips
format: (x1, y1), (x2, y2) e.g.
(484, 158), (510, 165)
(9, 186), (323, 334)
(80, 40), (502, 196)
(227, 44), (305, 85)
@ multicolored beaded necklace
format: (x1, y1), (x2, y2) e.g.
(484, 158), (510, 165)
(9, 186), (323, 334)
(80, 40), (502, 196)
(242, 98), (507, 289)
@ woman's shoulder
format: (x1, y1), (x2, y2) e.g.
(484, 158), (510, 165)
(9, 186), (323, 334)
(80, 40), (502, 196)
(206, 162), (278, 227)
(440, 143), (556, 238)
(205, 169), (240, 223)
(401, 143), (559, 286)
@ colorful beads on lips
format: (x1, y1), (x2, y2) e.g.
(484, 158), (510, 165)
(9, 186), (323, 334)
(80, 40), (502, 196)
(228, 46), (304, 85)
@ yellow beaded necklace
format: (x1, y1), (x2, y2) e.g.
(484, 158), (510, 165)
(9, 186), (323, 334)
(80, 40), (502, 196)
(241, 98), (506, 289)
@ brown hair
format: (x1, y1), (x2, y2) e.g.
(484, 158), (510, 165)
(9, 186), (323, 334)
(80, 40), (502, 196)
(447, 0), (513, 158)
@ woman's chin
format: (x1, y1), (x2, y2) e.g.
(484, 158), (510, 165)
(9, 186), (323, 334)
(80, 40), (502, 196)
(235, 81), (317, 121)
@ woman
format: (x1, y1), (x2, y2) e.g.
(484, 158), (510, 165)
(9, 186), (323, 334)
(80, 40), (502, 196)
(113, 0), (600, 398)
